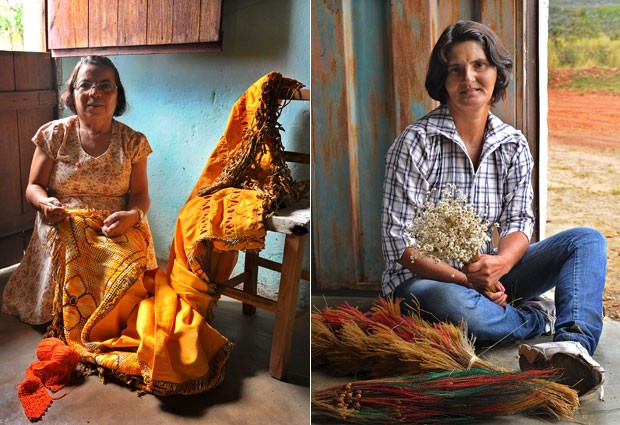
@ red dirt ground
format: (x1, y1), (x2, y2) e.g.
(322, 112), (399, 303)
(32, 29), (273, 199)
(548, 89), (620, 152)
(547, 84), (620, 321)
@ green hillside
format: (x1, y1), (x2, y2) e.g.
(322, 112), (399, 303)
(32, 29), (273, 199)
(549, 1), (620, 69)
(551, 0), (620, 8)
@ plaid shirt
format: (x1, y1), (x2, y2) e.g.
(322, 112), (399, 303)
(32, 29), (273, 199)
(381, 105), (535, 295)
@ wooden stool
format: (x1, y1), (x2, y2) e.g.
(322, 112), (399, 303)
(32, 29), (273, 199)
(218, 88), (310, 380)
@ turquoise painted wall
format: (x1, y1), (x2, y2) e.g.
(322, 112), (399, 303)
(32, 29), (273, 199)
(59, 0), (310, 305)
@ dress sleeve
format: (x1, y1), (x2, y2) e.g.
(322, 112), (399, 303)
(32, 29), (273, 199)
(127, 131), (153, 164)
(381, 127), (429, 262)
(32, 120), (66, 159)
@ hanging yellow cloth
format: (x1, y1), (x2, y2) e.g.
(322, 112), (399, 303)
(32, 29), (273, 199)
(44, 72), (307, 396)
(170, 71), (306, 287)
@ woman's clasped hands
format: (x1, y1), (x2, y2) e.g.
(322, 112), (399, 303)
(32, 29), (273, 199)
(462, 254), (510, 307)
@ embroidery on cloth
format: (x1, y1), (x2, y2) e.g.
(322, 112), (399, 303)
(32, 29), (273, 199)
(45, 209), (232, 397)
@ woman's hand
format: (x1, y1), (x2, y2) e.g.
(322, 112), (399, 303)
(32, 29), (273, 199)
(481, 281), (507, 307)
(101, 209), (140, 238)
(463, 256), (508, 307)
(40, 198), (68, 224)
(464, 232), (529, 290)
(462, 254), (510, 292)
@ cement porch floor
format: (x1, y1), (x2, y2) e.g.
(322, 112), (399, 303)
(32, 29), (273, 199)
(311, 295), (620, 424)
(0, 265), (310, 425)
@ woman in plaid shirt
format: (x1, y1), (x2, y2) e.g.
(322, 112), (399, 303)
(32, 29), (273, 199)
(381, 20), (607, 398)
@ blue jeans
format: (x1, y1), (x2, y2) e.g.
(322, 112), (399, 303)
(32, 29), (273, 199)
(393, 228), (607, 355)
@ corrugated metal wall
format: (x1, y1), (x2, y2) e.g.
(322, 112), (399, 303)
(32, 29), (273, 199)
(311, 0), (540, 290)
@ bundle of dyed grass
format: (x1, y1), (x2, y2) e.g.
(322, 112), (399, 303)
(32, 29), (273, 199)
(312, 298), (579, 421)
(312, 369), (574, 424)
(312, 297), (499, 376)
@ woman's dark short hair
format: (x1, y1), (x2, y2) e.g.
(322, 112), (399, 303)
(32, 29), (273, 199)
(61, 55), (127, 116)
(425, 20), (513, 105)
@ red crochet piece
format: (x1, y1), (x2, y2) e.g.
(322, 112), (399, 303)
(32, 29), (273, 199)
(17, 338), (80, 421)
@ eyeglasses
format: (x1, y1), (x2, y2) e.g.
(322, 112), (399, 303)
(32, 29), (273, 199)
(73, 80), (118, 93)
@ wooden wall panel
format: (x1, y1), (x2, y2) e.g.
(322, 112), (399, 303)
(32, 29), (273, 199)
(435, 0), (475, 31)
(118, 0), (147, 46)
(524, 1), (540, 242)
(0, 235), (25, 269)
(89, 0), (119, 47)
(200, 0), (223, 42)
(0, 52), (15, 91)
(0, 112), (22, 217)
(47, 0), (89, 49)
(172, 0), (200, 44)
(311, 0), (359, 287)
(147, 0), (174, 45)
(13, 54), (54, 91)
(342, 1), (394, 285)
(389, 0), (435, 134)
(48, 0), (222, 56)
(0, 52), (56, 266)
(312, 0), (394, 288)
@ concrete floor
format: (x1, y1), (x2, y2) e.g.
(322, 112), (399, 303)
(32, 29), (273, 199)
(0, 265), (310, 425)
(311, 295), (620, 424)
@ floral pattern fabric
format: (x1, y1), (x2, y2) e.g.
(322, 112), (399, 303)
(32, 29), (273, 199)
(2, 116), (157, 325)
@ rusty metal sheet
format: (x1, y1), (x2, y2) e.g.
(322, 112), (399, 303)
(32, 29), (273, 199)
(479, 0), (521, 128)
(312, 0), (394, 289)
(311, 0), (358, 288)
(390, 0), (435, 133)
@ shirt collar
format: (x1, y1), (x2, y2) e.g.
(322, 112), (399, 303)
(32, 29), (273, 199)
(424, 104), (515, 150)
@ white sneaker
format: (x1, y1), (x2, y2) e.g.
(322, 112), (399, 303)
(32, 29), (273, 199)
(519, 341), (604, 397)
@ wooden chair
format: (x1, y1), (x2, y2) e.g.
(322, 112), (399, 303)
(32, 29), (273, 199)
(217, 88), (310, 380)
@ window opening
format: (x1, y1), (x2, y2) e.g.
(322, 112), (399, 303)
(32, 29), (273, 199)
(0, 0), (45, 52)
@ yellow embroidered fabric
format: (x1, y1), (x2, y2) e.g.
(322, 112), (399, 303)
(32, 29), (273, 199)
(46, 72), (306, 395)
(48, 209), (231, 395)
(183, 72), (306, 254)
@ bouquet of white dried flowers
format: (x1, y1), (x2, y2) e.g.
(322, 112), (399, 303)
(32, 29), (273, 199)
(404, 184), (494, 268)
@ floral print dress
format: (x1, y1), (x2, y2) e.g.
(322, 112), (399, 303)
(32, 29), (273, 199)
(2, 116), (157, 325)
